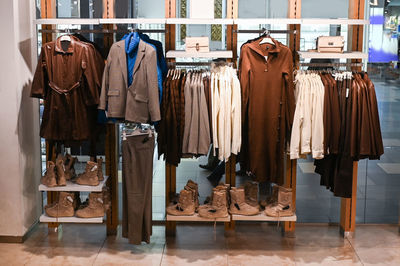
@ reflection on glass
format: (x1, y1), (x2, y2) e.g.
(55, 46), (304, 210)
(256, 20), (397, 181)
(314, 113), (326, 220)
(302, 0), (349, 18)
(238, 0), (288, 18)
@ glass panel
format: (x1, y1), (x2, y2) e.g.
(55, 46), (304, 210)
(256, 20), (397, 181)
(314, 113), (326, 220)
(301, 0), (349, 18)
(238, 0), (288, 18)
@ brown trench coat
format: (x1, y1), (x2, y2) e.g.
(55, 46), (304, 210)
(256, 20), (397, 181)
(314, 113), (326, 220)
(31, 36), (103, 141)
(239, 38), (295, 184)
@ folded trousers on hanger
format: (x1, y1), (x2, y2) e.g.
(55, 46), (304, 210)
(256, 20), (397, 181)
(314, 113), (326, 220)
(122, 134), (155, 245)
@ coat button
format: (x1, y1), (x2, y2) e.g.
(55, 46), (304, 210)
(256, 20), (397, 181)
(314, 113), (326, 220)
(264, 69), (268, 72)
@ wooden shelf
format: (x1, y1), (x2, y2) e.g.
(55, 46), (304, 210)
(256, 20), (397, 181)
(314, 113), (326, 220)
(298, 51), (368, 59)
(38, 176), (108, 192)
(39, 214), (104, 223)
(232, 213), (297, 222)
(166, 213), (230, 222)
(166, 50), (233, 58)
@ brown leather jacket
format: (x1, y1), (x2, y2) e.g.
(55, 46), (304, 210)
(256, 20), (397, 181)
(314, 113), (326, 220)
(239, 37), (295, 184)
(31, 36), (103, 141)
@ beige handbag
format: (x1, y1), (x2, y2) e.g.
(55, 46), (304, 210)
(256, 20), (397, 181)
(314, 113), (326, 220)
(185, 37), (210, 53)
(317, 36), (345, 53)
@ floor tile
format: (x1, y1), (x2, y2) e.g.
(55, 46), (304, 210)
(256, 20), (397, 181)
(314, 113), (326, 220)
(162, 244), (227, 266)
(347, 225), (400, 248)
(377, 163), (400, 174)
(355, 247), (400, 266)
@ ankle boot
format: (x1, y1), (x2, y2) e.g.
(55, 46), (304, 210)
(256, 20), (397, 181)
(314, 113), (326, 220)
(167, 189), (195, 216)
(76, 161), (99, 186)
(41, 161), (57, 187)
(63, 154), (77, 180)
(264, 186), (294, 217)
(185, 179), (199, 210)
(97, 157), (104, 181)
(198, 190), (228, 218)
(229, 187), (259, 216)
(45, 192), (75, 217)
(56, 156), (67, 186)
(76, 192), (104, 218)
(244, 181), (259, 207)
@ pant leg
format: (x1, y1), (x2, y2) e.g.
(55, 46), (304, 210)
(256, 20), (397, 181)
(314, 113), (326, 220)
(122, 134), (155, 245)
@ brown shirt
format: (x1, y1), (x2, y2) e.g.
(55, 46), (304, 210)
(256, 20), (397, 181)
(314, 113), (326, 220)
(239, 37), (295, 184)
(31, 36), (102, 141)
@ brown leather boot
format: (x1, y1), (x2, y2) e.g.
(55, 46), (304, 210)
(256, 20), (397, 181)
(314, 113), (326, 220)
(244, 181), (259, 207)
(56, 155), (66, 186)
(229, 187), (259, 216)
(184, 179), (199, 210)
(264, 186), (294, 217)
(76, 192), (104, 218)
(97, 157), (104, 181)
(41, 161), (57, 187)
(45, 192), (75, 217)
(76, 161), (99, 186)
(198, 190), (228, 219)
(63, 154), (77, 180)
(167, 189), (195, 216)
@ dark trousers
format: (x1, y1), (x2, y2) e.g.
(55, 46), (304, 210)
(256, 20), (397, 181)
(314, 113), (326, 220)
(122, 134), (155, 244)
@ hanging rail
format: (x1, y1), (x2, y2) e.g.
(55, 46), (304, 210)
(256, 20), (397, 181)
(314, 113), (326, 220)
(38, 28), (166, 34)
(235, 29), (297, 34)
(299, 62), (364, 67)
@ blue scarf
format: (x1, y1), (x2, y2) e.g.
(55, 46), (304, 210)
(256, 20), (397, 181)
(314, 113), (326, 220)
(124, 32), (140, 87)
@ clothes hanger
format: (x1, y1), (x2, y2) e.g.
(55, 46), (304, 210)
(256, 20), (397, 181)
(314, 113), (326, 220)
(259, 29), (275, 46)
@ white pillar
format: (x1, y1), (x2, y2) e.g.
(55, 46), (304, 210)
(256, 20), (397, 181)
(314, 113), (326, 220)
(0, 0), (41, 240)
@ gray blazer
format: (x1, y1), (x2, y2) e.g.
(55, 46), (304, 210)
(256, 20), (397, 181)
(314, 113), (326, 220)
(99, 39), (161, 123)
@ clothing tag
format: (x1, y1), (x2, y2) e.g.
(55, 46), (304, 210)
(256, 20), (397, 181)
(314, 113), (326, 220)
(264, 56), (268, 62)
(346, 88), (349, 98)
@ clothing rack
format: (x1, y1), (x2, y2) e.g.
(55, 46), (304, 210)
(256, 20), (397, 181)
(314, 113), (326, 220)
(38, 28), (166, 34)
(167, 61), (234, 67)
(299, 62), (363, 67)
(235, 29), (297, 34)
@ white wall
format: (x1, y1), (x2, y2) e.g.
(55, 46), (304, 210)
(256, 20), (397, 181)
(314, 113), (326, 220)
(0, 0), (41, 237)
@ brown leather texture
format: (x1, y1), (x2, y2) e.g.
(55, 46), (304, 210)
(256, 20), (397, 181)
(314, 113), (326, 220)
(31, 36), (103, 141)
(239, 37), (295, 185)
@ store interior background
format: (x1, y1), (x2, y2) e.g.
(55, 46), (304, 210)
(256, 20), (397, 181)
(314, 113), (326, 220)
(1, 0), (398, 240)
(37, 0), (400, 225)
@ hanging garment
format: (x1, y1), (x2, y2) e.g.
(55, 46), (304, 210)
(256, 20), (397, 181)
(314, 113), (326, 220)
(98, 39), (160, 123)
(239, 37), (295, 184)
(290, 73), (325, 159)
(122, 134), (155, 245)
(31, 36), (103, 141)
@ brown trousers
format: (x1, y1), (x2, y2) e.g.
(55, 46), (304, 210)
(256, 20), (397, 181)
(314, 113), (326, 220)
(122, 134), (155, 244)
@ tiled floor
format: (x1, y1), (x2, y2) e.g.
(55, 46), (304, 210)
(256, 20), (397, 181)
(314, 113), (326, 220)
(1, 223), (400, 265)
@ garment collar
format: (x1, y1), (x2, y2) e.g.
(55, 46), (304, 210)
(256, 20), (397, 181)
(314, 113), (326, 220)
(55, 36), (75, 54)
(124, 32), (140, 54)
(247, 36), (281, 58)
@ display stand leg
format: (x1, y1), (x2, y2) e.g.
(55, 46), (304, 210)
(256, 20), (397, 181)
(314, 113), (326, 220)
(283, 156), (297, 237)
(165, 162), (176, 237)
(105, 124), (118, 235)
(340, 162), (358, 238)
(225, 156), (236, 231)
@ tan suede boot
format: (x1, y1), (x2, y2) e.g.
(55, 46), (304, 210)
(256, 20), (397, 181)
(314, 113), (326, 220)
(76, 192), (104, 218)
(167, 189), (195, 216)
(185, 179), (199, 210)
(229, 187), (259, 216)
(76, 161), (99, 186)
(56, 155), (67, 186)
(41, 161), (57, 187)
(244, 181), (259, 207)
(45, 192), (75, 217)
(198, 190), (228, 219)
(63, 154), (77, 180)
(97, 157), (104, 181)
(264, 186), (294, 217)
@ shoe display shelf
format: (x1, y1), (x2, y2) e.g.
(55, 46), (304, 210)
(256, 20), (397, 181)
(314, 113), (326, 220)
(232, 213), (297, 222)
(38, 176), (108, 224)
(39, 214), (103, 223)
(166, 214), (230, 222)
(38, 175), (109, 192)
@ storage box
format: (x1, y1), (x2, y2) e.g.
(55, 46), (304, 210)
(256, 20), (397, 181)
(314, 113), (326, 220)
(185, 37), (210, 53)
(317, 36), (345, 53)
